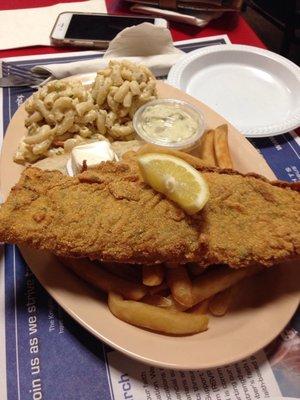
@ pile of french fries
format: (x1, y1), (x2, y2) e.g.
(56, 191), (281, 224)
(198, 124), (233, 169)
(59, 124), (261, 335)
(61, 257), (261, 335)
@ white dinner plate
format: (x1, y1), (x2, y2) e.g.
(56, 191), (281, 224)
(167, 44), (300, 137)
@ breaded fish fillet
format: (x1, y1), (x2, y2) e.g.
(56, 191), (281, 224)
(0, 162), (299, 267)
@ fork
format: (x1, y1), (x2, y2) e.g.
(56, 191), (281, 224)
(0, 75), (43, 88)
(0, 63), (50, 88)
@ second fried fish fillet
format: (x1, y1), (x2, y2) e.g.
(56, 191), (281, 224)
(0, 161), (299, 267)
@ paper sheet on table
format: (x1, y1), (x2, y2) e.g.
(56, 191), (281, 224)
(0, 0), (107, 50)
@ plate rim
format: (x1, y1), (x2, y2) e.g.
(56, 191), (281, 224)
(167, 44), (300, 138)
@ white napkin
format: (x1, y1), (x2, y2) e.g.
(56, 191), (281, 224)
(0, 0), (107, 50)
(104, 22), (182, 57)
(32, 23), (184, 80)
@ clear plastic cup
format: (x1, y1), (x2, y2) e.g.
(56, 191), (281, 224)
(133, 99), (206, 151)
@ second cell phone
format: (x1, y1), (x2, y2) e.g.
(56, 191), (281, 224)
(50, 12), (168, 49)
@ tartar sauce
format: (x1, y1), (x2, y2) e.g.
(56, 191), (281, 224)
(139, 104), (198, 143)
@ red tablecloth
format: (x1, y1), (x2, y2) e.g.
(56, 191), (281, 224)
(0, 0), (266, 59)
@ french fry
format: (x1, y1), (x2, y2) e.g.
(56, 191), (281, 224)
(102, 262), (141, 283)
(142, 294), (172, 308)
(165, 295), (188, 312)
(60, 257), (147, 301)
(209, 286), (234, 317)
(189, 299), (210, 315)
(142, 264), (164, 286)
(198, 130), (217, 166)
(144, 294), (188, 312)
(167, 266), (193, 308)
(191, 265), (262, 306)
(188, 263), (206, 276)
(213, 124), (233, 169)
(147, 282), (169, 295)
(108, 292), (209, 335)
(137, 143), (209, 169)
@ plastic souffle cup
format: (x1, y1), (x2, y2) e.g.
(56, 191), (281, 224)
(133, 99), (206, 151)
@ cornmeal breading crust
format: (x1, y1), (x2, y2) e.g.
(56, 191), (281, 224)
(0, 162), (299, 267)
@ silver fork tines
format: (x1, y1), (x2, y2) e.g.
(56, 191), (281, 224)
(0, 75), (40, 88)
(1, 62), (50, 88)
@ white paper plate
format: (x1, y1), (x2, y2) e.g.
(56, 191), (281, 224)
(167, 44), (300, 137)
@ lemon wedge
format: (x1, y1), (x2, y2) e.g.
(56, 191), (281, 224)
(137, 153), (210, 215)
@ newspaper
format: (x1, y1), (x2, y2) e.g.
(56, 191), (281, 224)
(0, 36), (299, 400)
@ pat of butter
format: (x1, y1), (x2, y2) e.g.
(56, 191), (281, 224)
(69, 141), (117, 175)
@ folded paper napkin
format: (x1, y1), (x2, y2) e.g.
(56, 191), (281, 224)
(0, 0), (106, 50)
(32, 23), (184, 81)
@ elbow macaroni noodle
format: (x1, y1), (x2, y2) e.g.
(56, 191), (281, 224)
(14, 61), (157, 164)
(91, 60), (157, 141)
